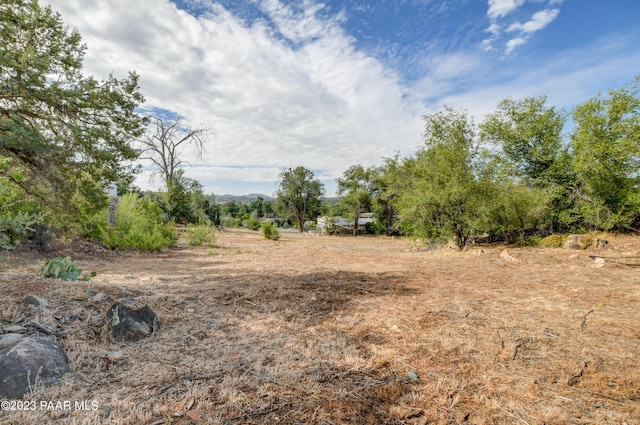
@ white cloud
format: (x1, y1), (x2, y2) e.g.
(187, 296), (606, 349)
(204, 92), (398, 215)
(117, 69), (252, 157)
(507, 9), (559, 34)
(43, 0), (424, 195)
(484, 1), (561, 54)
(487, 0), (526, 20)
(505, 37), (527, 54)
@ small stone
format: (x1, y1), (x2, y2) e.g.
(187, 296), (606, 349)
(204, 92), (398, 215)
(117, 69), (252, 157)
(23, 295), (48, 309)
(500, 249), (521, 263)
(592, 257), (605, 268)
(84, 288), (98, 296)
(185, 408), (202, 421)
(90, 292), (112, 303)
(100, 350), (125, 363)
(4, 325), (28, 334)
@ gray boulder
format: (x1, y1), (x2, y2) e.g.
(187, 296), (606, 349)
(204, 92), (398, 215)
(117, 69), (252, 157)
(0, 334), (69, 399)
(107, 299), (160, 342)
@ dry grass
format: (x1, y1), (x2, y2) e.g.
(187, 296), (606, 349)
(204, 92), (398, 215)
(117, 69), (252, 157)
(1, 229), (639, 424)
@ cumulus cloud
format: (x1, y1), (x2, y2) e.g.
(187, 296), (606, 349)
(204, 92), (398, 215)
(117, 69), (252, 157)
(43, 0), (424, 195)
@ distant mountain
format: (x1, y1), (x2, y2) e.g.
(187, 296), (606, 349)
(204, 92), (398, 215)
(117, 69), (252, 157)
(215, 193), (276, 204)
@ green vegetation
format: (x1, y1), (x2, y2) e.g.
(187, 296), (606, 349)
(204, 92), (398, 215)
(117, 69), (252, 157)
(1, 0), (637, 252)
(330, 78), (640, 246)
(0, 0), (145, 231)
(42, 257), (96, 281)
(275, 167), (324, 232)
(99, 194), (177, 252)
(261, 222), (280, 241)
(186, 222), (217, 248)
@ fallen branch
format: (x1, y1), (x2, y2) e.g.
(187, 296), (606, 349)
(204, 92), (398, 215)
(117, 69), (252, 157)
(581, 310), (594, 330)
(512, 338), (531, 361)
(568, 362), (588, 386)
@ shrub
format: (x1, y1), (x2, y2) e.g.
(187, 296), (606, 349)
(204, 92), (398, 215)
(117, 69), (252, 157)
(0, 212), (42, 250)
(538, 234), (566, 248)
(186, 223), (216, 248)
(42, 256), (96, 281)
(261, 221), (280, 240)
(246, 212), (260, 231)
(100, 193), (177, 252)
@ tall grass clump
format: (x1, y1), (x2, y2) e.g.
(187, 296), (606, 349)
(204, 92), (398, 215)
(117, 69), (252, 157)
(100, 193), (177, 252)
(261, 221), (280, 240)
(186, 222), (216, 248)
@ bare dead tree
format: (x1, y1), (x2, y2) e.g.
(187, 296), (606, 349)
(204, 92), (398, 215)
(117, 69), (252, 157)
(138, 114), (211, 218)
(139, 114), (209, 192)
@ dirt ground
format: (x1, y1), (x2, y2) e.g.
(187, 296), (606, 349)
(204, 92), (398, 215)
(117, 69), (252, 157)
(1, 229), (639, 425)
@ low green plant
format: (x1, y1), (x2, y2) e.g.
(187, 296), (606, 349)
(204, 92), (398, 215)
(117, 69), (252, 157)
(99, 193), (178, 252)
(186, 222), (216, 248)
(261, 221), (280, 240)
(538, 234), (566, 248)
(246, 212), (260, 231)
(42, 256), (96, 281)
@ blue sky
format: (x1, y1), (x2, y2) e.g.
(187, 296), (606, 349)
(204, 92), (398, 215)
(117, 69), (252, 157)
(43, 0), (640, 196)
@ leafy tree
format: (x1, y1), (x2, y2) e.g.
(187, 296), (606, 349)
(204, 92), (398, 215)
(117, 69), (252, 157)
(0, 0), (145, 218)
(336, 165), (373, 236)
(569, 77), (640, 229)
(276, 166), (324, 232)
(370, 155), (401, 236)
(480, 95), (567, 185)
(480, 95), (573, 232)
(138, 114), (209, 219)
(396, 107), (485, 248)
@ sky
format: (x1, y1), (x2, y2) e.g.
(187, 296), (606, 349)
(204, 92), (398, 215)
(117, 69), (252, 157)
(42, 0), (640, 197)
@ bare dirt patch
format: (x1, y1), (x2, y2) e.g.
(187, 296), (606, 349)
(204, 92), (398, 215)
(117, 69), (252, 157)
(1, 229), (639, 424)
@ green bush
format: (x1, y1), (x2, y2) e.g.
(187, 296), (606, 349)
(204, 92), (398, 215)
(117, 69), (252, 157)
(186, 223), (216, 248)
(261, 221), (280, 241)
(42, 256), (96, 281)
(538, 234), (566, 248)
(0, 212), (42, 250)
(246, 212), (260, 231)
(100, 193), (177, 252)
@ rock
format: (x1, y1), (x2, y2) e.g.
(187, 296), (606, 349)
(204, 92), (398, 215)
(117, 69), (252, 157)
(592, 257), (605, 268)
(0, 334), (69, 399)
(106, 299), (160, 342)
(595, 238), (608, 249)
(100, 350), (125, 363)
(84, 288), (98, 297)
(185, 408), (202, 421)
(565, 234), (586, 250)
(500, 249), (521, 263)
(23, 295), (48, 309)
(3, 325), (28, 334)
(90, 292), (112, 303)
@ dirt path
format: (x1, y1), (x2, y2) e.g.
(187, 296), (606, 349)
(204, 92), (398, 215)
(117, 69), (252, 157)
(1, 229), (639, 424)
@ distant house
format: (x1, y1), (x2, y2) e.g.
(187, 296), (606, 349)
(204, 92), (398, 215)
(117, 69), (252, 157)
(317, 213), (376, 234)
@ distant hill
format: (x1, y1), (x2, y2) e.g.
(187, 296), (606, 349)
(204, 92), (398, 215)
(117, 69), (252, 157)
(216, 193), (276, 204)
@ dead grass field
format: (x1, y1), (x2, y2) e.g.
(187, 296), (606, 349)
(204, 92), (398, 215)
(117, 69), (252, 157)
(1, 229), (639, 425)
